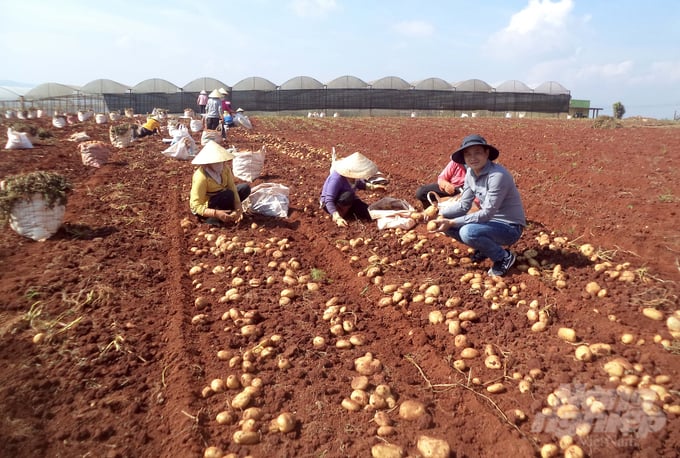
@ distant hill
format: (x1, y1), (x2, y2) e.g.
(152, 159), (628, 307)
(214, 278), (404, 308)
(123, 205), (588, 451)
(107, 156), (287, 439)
(0, 80), (35, 87)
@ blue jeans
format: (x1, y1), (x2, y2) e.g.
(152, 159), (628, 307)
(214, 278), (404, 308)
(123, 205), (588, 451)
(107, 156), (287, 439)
(446, 222), (523, 262)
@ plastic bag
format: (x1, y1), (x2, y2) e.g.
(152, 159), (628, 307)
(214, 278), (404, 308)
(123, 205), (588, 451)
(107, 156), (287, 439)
(5, 128), (33, 149)
(376, 215), (416, 230)
(161, 137), (195, 160)
(368, 196), (416, 230)
(242, 183), (289, 218)
(234, 113), (252, 129)
(368, 197), (414, 220)
(232, 146), (265, 182)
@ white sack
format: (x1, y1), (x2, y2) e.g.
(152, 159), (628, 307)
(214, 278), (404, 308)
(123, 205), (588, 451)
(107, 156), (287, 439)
(161, 137), (195, 160)
(5, 128), (33, 150)
(232, 147), (265, 182)
(9, 193), (65, 241)
(201, 129), (221, 146)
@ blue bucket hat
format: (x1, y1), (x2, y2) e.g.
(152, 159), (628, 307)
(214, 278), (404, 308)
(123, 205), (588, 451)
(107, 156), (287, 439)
(451, 134), (499, 164)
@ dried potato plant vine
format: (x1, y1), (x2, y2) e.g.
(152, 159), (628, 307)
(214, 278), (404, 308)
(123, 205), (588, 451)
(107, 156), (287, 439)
(403, 354), (538, 448)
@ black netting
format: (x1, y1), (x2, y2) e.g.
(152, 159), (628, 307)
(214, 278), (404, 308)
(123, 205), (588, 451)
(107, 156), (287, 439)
(27, 89), (570, 115)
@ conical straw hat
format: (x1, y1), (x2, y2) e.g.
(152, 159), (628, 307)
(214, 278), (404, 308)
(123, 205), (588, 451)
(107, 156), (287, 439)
(332, 152), (378, 179)
(208, 89), (221, 98)
(191, 141), (235, 165)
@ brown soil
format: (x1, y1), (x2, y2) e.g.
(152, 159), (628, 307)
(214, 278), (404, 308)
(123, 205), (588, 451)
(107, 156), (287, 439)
(0, 114), (679, 458)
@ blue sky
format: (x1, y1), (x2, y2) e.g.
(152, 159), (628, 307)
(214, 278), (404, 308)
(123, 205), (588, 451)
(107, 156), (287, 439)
(1, 0), (679, 118)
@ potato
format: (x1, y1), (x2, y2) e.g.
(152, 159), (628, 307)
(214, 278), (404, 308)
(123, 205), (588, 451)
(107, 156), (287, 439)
(574, 345), (592, 361)
(373, 411), (392, 427)
(376, 425), (396, 437)
(341, 397), (361, 412)
(210, 378), (226, 393)
(351, 375), (369, 390)
(458, 310), (478, 321)
(354, 352), (382, 375)
(584, 281), (601, 296)
(204, 446), (223, 458)
(557, 327), (577, 343)
(231, 391), (252, 409)
(417, 435), (451, 458)
(486, 383), (505, 394)
(642, 307), (664, 321)
(484, 355), (502, 369)
(460, 347), (479, 359)
(398, 399), (426, 420)
(233, 430), (259, 445)
(274, 412), (296, 433)
(371, 443), (405, 458)
(215, 411), (235, 425)
(564, 445), (585, 458)
(428, 310), (444, 324)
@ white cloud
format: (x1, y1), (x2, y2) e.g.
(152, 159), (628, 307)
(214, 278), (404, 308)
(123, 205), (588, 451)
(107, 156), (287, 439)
(631, 60), (680, 84)
(575, 61), (634, 80)
(393, 20), (435, 38)
(289, 0), (338, 17)
(506, 0), (574, 33)
(485, 0), (576, 59)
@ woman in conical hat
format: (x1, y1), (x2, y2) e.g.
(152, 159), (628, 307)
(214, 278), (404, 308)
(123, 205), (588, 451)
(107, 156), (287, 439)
(189, 141), (251, 225)
(204, 89), (224, 133)
(320, 152), (386, 227)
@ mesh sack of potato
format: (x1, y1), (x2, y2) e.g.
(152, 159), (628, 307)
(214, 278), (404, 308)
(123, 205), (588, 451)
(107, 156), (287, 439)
(79, 140), (110, 168)
(109, 123), (135, 148)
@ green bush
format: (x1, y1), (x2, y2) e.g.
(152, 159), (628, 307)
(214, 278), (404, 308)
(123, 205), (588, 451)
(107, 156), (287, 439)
(612, 102), (626, 119)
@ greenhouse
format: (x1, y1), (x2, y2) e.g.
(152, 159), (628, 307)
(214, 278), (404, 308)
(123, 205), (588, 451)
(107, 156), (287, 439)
(1, 75), (571, 117)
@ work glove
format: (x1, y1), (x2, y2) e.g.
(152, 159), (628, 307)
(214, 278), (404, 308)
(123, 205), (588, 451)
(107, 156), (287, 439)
(332, 212), (348, 227)
(366, 183), (386, 191)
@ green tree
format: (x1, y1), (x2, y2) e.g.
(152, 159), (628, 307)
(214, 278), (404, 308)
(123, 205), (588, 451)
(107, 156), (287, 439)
(612, 102), (626, 119)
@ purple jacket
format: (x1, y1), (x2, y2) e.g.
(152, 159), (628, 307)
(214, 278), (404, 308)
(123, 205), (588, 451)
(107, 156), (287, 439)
(320, 171), (367, 214)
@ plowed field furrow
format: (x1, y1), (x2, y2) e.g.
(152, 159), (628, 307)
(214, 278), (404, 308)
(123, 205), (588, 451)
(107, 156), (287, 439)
(0, 116), (678, 458)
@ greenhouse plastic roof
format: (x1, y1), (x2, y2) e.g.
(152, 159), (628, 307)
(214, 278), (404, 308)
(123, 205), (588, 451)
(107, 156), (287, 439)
(495, 80), (533, 93)
(24, 82), (82, 100)
(131, 78), (179, 93)
(326, 75), (369, 89)
(370, 76), (411, 90)
(534, 81), (570, 94)
(81, 79), (130, 94)
(183, 77), (230, 93)
(413, 78), (453, 90)
(231, 77), (277, 91)
(280, 76), (324, 90)
(0, 86), (20, 101)
(453, 79), (494, 92)
(4, 76), (570, 96)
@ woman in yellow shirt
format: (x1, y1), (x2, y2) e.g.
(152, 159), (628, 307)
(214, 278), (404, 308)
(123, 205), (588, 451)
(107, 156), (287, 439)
(189, 141), (251, 225)
(135, 116), (161, 139)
